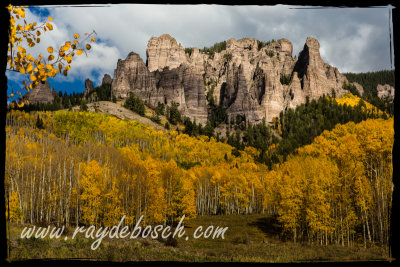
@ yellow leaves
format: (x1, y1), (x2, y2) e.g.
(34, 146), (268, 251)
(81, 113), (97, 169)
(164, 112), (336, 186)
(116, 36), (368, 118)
(17, 101), (24, 108)
(271, 116), (394, 242)
(16, 52), (24, 60)
(24, 24), (32, 31)
(37, 62), (45, 70)
(45, 22), (53, 31)
(26, 53), (34, 61)
(18, 66), (25, 74)
(86, 44), (91, 50)
(65, 55), (72, 63)
(334, 93), (386, 116)
(10, 16), (16, 26)
(26, 63), (33, 73)
(7, 6), (97, 104)
(7, 191), (23, 222)
(49, 68), (58, 77)
(62, 41), (71, 52)
(80, 160), (104, 226)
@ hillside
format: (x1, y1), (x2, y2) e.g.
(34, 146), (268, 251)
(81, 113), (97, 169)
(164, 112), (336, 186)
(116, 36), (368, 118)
(343, 70), (395, 98)
(6, 109), (393, 254)
(343, 70), (395, 115)
(72, 100), (166, 131)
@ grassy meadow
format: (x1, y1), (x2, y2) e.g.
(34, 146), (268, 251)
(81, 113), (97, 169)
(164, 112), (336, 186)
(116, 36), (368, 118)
(6, 214), (391, 262)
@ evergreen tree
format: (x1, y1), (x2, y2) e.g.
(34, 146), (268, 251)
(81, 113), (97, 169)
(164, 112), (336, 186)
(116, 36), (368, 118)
(166, 102), (182, 125)
(123, 93), (146, 116)
(80, 99), (88, 111)
(35, 115), (45, 129)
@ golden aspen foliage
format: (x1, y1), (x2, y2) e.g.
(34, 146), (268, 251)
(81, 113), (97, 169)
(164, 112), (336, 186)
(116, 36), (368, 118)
(101, 180), (124, 227)
(79, 160), (104, 226)
(6, 191), (23, 222)
(6, 5), (96, 108)
(170, 162), (196, 221)
(294, 118), (393, 246)
(4, 110), (393, 248)
(332, 94), (387, 117)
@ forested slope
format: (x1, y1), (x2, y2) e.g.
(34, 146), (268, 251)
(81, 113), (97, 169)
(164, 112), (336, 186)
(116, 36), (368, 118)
(5, 110), (393, 248)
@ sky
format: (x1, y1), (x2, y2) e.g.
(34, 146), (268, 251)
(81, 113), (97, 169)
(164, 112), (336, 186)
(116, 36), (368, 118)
(6, 4), (395, 97)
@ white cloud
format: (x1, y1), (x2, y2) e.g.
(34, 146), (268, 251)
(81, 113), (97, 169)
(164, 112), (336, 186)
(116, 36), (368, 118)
(59, 42), (121, 84)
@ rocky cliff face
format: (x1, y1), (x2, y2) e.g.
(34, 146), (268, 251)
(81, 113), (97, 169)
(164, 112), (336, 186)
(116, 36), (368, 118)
(353, 82), (364, 96)
(377, 84), (394, 100)
(112, 48), (207, 123)
(84, 79), (95, 97)
(25, 81), (56, 104)
(111, 34), (352, 124)
(146, 34), (189, 72)
(102, 74), (113, 86)
(111, 52), (158, 101)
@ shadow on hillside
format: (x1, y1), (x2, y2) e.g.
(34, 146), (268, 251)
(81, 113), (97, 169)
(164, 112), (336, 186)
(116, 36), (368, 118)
(248, 216), (282, 238)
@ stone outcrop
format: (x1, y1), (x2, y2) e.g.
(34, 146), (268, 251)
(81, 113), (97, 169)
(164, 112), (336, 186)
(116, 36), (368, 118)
(25, 81), (56, 104)
(377, 84), (394, 100)
(353, 82), (364, 96)
(102, 74), (113, 86)
(112, 51), (207, 123)
(111, 52), (157, 99)
(84, 79), (95, 96)
(111, 34), (353, 124)
(292, 37), (347, 100)
(146, 34), (188, 72)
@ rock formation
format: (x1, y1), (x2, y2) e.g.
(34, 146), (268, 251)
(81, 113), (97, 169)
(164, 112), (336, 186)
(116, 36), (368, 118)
(112, 50), (208, 123)
(377, 84), (394, 100)
(111, 34), (354, 124)
(24, 81), (56, 104)
(353, 82), (364, 96)
(112, 52), (157, 99)
(102, 74), (113, 86)
(146, 34), (188, 72)
(84, 79), (95, 96)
